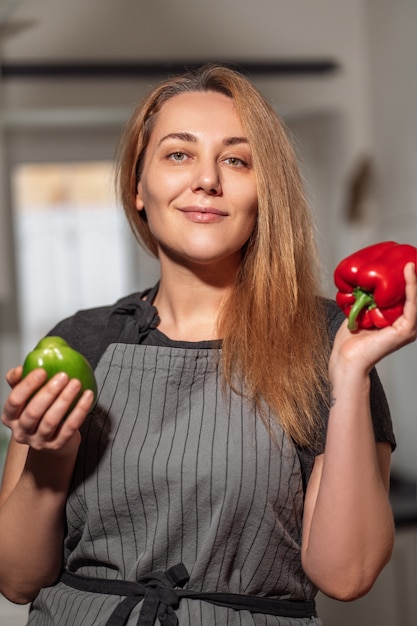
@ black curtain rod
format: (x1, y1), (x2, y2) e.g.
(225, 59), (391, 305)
(0, 59), (339, 79)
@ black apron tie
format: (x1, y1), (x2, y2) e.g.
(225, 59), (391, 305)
(60, 563), (317, 625)
(61, 563), (189, 626)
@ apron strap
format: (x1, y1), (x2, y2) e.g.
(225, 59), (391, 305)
(60, 563), (317, 625)
(93, 284), (160, 370)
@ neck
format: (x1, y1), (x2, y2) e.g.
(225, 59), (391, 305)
(153, 260), (238, 341)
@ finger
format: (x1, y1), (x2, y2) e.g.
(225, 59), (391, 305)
(35, 378), (84, 440)
(396, 262), (417, 330)
(5, 365), (23, 388)
(13, 372), (71, 437)
(2, 369), (48, 426)
(47, 389), (95, 449)
(32, 389), (95, 451)
(4, 372), (68, 439)
(404, 261), (417, 300)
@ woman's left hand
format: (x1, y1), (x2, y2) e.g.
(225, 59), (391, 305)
(330, 262), (417, 377)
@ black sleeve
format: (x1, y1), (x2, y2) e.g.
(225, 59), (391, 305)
(46, 305), (113, 369)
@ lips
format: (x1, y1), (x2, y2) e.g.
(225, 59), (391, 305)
(178, 206), (228, 223)
(179, 206), (228, 216)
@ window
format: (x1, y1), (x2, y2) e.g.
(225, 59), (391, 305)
(12, 161), (136, 357)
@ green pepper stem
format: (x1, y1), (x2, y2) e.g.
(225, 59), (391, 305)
(348, 289), (375, 331)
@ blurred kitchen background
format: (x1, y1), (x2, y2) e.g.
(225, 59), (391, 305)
(0, 0), (416, 624)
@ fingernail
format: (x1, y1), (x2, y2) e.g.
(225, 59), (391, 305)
(67, 378), (82, 392)
(81, 388), (93, 401)
(51, 372), (69, 385)
(33, 368), (47, 381)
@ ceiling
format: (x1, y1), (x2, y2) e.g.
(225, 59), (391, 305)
(0, 0), (341, 78)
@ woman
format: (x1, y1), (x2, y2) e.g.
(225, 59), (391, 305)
(0, 65), (416, 625)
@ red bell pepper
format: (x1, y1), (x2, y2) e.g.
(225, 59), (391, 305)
(334, 241), (417, 331)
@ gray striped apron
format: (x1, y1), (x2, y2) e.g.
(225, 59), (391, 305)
(28, 339), (321, 626)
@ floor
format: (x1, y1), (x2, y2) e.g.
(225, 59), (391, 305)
(0, 595), (29, 625)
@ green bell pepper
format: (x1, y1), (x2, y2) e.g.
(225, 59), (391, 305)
(22, 336), (98, 411)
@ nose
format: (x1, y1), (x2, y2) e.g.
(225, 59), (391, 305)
(192, 160), (222, 196)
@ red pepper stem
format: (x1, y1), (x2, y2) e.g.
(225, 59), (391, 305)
(348, 289), (376, 331)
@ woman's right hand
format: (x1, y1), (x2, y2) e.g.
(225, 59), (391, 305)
(0, 366), (95, 603)
(1, 366), (95, 456)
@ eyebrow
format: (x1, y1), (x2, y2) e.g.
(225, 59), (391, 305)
(158, 132), (249, 147)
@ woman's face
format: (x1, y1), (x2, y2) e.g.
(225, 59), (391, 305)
(136, 91), (258, 272)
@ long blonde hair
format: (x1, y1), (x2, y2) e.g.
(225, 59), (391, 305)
(116, 64), (329, 448)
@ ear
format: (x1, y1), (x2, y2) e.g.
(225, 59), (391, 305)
(135, 182), (145, 212)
